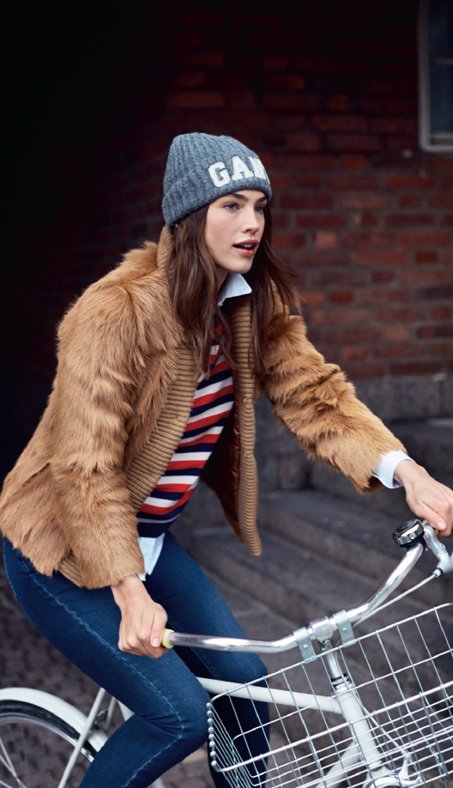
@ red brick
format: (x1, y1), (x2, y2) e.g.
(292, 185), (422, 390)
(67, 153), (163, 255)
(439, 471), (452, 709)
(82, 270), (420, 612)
(326, 94), (351, 111)
(355, 250), (409, 266)
(312, 115), (368, 132)
(267, 74), (307, 90)
(399, 269), (453, 286)
(294, 174), (322, 189)
(328, 290), (355, 305)
(326, 175), (378, 191)
(389, 361), (443, 375)
(386, 175), (435, 190)
(344, 362), (387, 379)
(415, 251), (439, 263)
(263, 93), (323, 111)
(296, 214), (347, 228)
(175, 72), (205, 89)
(399, 231), (452, 247)
(287, 154), (335, 170)
(430, 305), (453, 319)
(353, 211), (379, 227)
(280, 194), (332, 210)
(309, 269), (370, 285)
(372, 271), (396, 283)
(383, 98), (417, 113)
(374, 306), (422, 323)
(398, 194), (423, 208)
(360, 289), (409, 304)
(418, 324), (453, 339)
(385, 213), (435, 228)
(315, 232), (338, 249)
(429, 194), (453, 209)
(341, 346), (368, 361)
(342, 231), (395, 248)
(320, 327), (382, 345)
(375, 343), (423, 359)
(326, 133), (382, 152)
(371, 117), (417, 134)
(273, 232), (308, 249)
(384, 325), (411, 342)
(339, 154), (369, 170)
(339, 194), (391, 210)
(311, 307), (371, 325)
(356, 98), (381, 113)
(285, 133), (321, 151)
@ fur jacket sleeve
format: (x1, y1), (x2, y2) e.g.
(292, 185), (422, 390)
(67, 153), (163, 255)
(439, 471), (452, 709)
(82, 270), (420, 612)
(260, 309), (405, 492)
(48, 279), (148, 584)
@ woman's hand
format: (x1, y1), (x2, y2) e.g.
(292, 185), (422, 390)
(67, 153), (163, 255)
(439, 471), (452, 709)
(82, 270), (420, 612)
(394, 460), (453, 537)
(112, 575), (168, 658)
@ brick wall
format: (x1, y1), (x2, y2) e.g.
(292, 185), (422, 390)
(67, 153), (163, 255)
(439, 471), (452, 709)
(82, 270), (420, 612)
(4, 0), (453, 471)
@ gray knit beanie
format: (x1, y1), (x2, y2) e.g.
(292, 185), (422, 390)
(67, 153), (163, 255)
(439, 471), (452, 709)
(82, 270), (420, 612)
(162, 132), (272, 228)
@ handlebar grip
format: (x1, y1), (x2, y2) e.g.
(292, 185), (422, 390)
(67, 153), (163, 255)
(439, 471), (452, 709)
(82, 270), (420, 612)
(161, 629), (175, 649)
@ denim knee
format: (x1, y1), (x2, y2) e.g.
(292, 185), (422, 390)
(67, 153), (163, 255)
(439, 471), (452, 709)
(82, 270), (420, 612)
(141, 674), (209, 751)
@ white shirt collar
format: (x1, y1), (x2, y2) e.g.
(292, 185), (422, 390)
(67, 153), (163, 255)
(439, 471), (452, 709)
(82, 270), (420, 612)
(217, 273), (252, 306)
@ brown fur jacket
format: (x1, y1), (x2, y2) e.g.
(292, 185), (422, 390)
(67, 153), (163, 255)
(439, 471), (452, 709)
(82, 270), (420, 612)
(0, 227), (405, 588)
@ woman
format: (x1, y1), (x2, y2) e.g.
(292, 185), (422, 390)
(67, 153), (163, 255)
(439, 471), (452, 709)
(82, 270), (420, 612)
(1, 132), (453, 787)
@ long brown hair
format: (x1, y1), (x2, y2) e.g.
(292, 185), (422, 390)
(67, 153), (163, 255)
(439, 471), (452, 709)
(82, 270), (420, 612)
(166, 203), (301, 376)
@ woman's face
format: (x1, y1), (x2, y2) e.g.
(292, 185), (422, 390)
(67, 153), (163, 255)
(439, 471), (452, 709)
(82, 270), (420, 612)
(204, 189), (267, 287)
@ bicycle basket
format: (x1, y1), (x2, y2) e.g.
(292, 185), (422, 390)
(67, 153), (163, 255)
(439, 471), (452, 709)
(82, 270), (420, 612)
(207, 603), (453, 787)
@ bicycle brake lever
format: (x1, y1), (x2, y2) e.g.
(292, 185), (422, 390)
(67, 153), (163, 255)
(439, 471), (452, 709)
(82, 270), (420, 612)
(422, 522), (453, 575)
(393, 518), (453, 575)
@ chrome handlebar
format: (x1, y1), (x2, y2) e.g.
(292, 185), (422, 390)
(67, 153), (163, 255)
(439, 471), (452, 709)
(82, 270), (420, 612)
(164, 519), (452, 654)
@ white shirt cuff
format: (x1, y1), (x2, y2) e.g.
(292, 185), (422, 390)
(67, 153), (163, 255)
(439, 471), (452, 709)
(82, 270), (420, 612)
(373, 450), (414, 489)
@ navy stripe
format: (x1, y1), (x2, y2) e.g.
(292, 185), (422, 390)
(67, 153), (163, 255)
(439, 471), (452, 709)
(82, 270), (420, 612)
(196, 368), (232, 391)
(174, 441), (224, 455)
(189, 392), (234, 418)
(155, 468), (202, 478)
(138, 522), (174, 537)
(146, 490), (188, 502)
(139, 502), (186, 523)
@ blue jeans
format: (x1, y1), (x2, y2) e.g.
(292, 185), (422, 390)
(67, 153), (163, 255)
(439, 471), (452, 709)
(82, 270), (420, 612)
(3, 533), (269, 787)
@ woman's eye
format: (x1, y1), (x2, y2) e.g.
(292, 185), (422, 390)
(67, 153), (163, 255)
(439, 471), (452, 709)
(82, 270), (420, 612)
(224, 202), (238, 211)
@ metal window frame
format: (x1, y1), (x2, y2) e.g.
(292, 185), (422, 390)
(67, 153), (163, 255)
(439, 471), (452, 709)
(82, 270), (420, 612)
(418, 0), (453, 152)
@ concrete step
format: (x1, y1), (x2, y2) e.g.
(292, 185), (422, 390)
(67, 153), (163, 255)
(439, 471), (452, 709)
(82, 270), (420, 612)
(258, 489), (453, 609)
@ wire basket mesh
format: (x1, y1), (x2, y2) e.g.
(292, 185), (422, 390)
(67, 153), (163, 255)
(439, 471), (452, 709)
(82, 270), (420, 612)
(207, 603), (453, 787)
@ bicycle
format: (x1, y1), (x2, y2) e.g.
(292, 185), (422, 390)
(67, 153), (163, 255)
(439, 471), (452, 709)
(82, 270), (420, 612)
(0, 517), (452, 787)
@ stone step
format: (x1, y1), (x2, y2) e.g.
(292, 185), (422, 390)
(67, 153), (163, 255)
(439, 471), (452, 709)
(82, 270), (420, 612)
(257, 489), (453, 609)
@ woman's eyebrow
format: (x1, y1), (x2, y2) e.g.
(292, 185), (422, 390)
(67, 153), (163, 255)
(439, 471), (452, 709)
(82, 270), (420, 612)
(226, 192), (268, 204)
